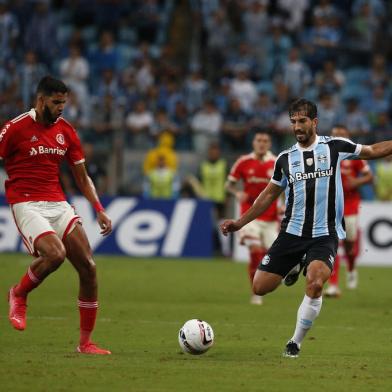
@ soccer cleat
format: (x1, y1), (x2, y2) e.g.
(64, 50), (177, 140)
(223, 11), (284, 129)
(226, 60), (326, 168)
(77, 342), (112, 355)
(346, 270), (358, 290)
(325, 284), (342, 298)
(283, 340), (300, 358)
(8, 287), (27, 331)
(283, 260), (306, 287)
(250, 294), (263, 305)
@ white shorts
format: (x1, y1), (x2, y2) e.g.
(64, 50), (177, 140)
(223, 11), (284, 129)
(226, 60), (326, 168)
(239, 220), (279, 249)
(11, 201), (80, 256)
(344, 215), (358, 242)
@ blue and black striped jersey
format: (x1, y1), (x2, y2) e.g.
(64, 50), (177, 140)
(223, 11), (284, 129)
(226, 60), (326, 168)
(271, 135), (362, 239)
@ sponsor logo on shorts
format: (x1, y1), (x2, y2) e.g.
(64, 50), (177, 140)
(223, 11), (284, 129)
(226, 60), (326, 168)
(329, 255), (335, 265)
(261, 254), (270, 265)
(29, 145), (67, 156)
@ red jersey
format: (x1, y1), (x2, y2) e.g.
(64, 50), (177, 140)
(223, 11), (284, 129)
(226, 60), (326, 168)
(0, 109), (85, 204)
(341, 159), (370, 215)
(228, 151), (278, 221)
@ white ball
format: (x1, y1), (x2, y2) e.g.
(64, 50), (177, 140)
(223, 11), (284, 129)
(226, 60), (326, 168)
(178, 319), (214, 355)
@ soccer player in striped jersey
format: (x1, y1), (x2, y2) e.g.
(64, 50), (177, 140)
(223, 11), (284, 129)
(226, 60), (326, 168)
(325, 125), (373, 298)
(221, 98), (392, 357)
(225, 130), (278, 305)
(1, 76), (112, 355)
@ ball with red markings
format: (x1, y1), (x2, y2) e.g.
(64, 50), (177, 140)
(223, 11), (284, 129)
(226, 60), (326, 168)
(178, 319), (214, 355)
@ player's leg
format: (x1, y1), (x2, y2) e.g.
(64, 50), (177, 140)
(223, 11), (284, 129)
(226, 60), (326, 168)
(63, 224), (111, 355)
(325, 253), (341, 298)
(9, 203), (67, 330)
(284, 235), (337, 358)
(344, 215), (359, 289)
(239, 221), (266, 304)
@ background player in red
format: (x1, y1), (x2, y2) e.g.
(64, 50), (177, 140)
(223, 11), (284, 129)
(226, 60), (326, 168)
(0, 76), (112, 354)
(325, 125), (373, 297)
(225, 129), (279, 305)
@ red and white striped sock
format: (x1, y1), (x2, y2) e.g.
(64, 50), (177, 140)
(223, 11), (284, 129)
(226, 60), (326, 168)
(78, 298), (98, 346)
(14, 267), (41, 297)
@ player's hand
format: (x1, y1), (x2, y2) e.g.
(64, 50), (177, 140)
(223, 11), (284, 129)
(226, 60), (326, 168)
(97, 211), (112, 236)
(220, 219), (241, 236)
(345, 176), (359, 190)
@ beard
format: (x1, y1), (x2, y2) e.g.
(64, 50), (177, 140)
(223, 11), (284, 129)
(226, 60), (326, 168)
(42, 105), (57, 124)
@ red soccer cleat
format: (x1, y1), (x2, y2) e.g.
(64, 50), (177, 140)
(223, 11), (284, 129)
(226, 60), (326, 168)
(76, 342), (112, 355)
(8, 287), (27, 331)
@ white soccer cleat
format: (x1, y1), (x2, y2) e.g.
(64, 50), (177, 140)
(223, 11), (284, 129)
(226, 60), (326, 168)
(250, 294), (263, 305)
(346, 270), (358, 290)
(325, 284), (341, 298)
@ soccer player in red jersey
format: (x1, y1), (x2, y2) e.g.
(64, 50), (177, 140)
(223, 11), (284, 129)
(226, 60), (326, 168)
(225, 130), (279, 305)
(1, 76), (112, 354)
(325, 125), (373, 297)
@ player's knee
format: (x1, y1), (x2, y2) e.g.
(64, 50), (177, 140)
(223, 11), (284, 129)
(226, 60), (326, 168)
(46, 246), (66, 271)
(306, 279), (324, 297)
(80, 257), (97, 281)
(252, 280), (272, 296)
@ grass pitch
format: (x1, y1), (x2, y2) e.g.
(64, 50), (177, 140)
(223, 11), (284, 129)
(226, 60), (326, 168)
(0, 253), (391, 392)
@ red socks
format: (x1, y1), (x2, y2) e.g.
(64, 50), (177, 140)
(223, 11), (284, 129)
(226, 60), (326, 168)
(78, 298), (98, 346)
(329, 254), (340, 286)
(14, 267), (41, 297)
(249, 249), (265, 284)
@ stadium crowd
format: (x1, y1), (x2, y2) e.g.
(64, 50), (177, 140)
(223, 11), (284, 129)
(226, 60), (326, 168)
(0, 0), (392, 199)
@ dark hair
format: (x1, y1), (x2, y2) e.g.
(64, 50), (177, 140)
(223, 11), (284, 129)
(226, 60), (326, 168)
(251, 126), (271, 138)
(288, 98), (317, 120)
(36, 76), (69, 96)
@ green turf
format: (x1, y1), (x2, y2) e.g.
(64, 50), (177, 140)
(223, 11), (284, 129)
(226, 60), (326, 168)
(0, 253), (391, 392)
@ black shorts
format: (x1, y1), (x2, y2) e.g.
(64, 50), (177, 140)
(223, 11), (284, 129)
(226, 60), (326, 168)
(258, 231), (339, 277)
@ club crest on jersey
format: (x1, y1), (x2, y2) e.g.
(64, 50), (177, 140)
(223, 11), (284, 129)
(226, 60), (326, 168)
(306, 158), (313, 166)
(30, 135), (38, 142)
(261, 254), (270, 265)
(56, 133), (65, 145)
(317, 154), (327, 163)
(288, 167), (334, 184)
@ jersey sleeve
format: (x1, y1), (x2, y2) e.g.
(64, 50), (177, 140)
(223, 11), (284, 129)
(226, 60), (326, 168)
(0, 122), (14, 159)
(271, 154), (287, 188)
(228, 158), (242, 182)
(65, 126), (85, 166)
(332, 137), (362, 160)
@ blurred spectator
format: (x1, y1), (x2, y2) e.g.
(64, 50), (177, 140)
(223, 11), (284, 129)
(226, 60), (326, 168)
(18, 50), (47, 108)
(0, 0), (19, 63)
(135, 58), (155, 94)
(150, 107), (179, 141)
(374, 155), (392, 201)
(315, 59), (345, 97)
(190, 99), (223, 154)
(62, 90), (89, 134)
(279, 47), (312, 98)
(251, 93), (278, 131)
(365, 53), (390, 89)
(24, 0), (58, 67)
(221, 98), (251, 151)
(361, 84), (389, 126)
(276, 0), (309, 34)
(89, 30), (120, 80)
(229, 66), (258, 113)
(143, 154), (179, 199)
(372, 112), (392, 143)
(340, 98), (370, 140)
(89, 93), (125, 152)
(183, 69), (209, 113)
(317, 92), (340, 135)
(143, 132), (178, 175)
(59, 43), (90, 114)
(171, 101), (192, 150)
(135, 0), (160, 44)
(125, 99), (154, 149)
(242, 0), (269, 47)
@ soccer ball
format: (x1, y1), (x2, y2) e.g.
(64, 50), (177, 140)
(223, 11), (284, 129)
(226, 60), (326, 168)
(178, 319), (214, 355)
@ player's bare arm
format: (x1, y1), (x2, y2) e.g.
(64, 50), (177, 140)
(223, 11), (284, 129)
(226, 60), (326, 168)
(220, 182), (283, 235)
(346, 167), (373, 189)
(225, 179), (248, 202)
(70, 163), (112, 236)
(359, 140), (392, 160)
